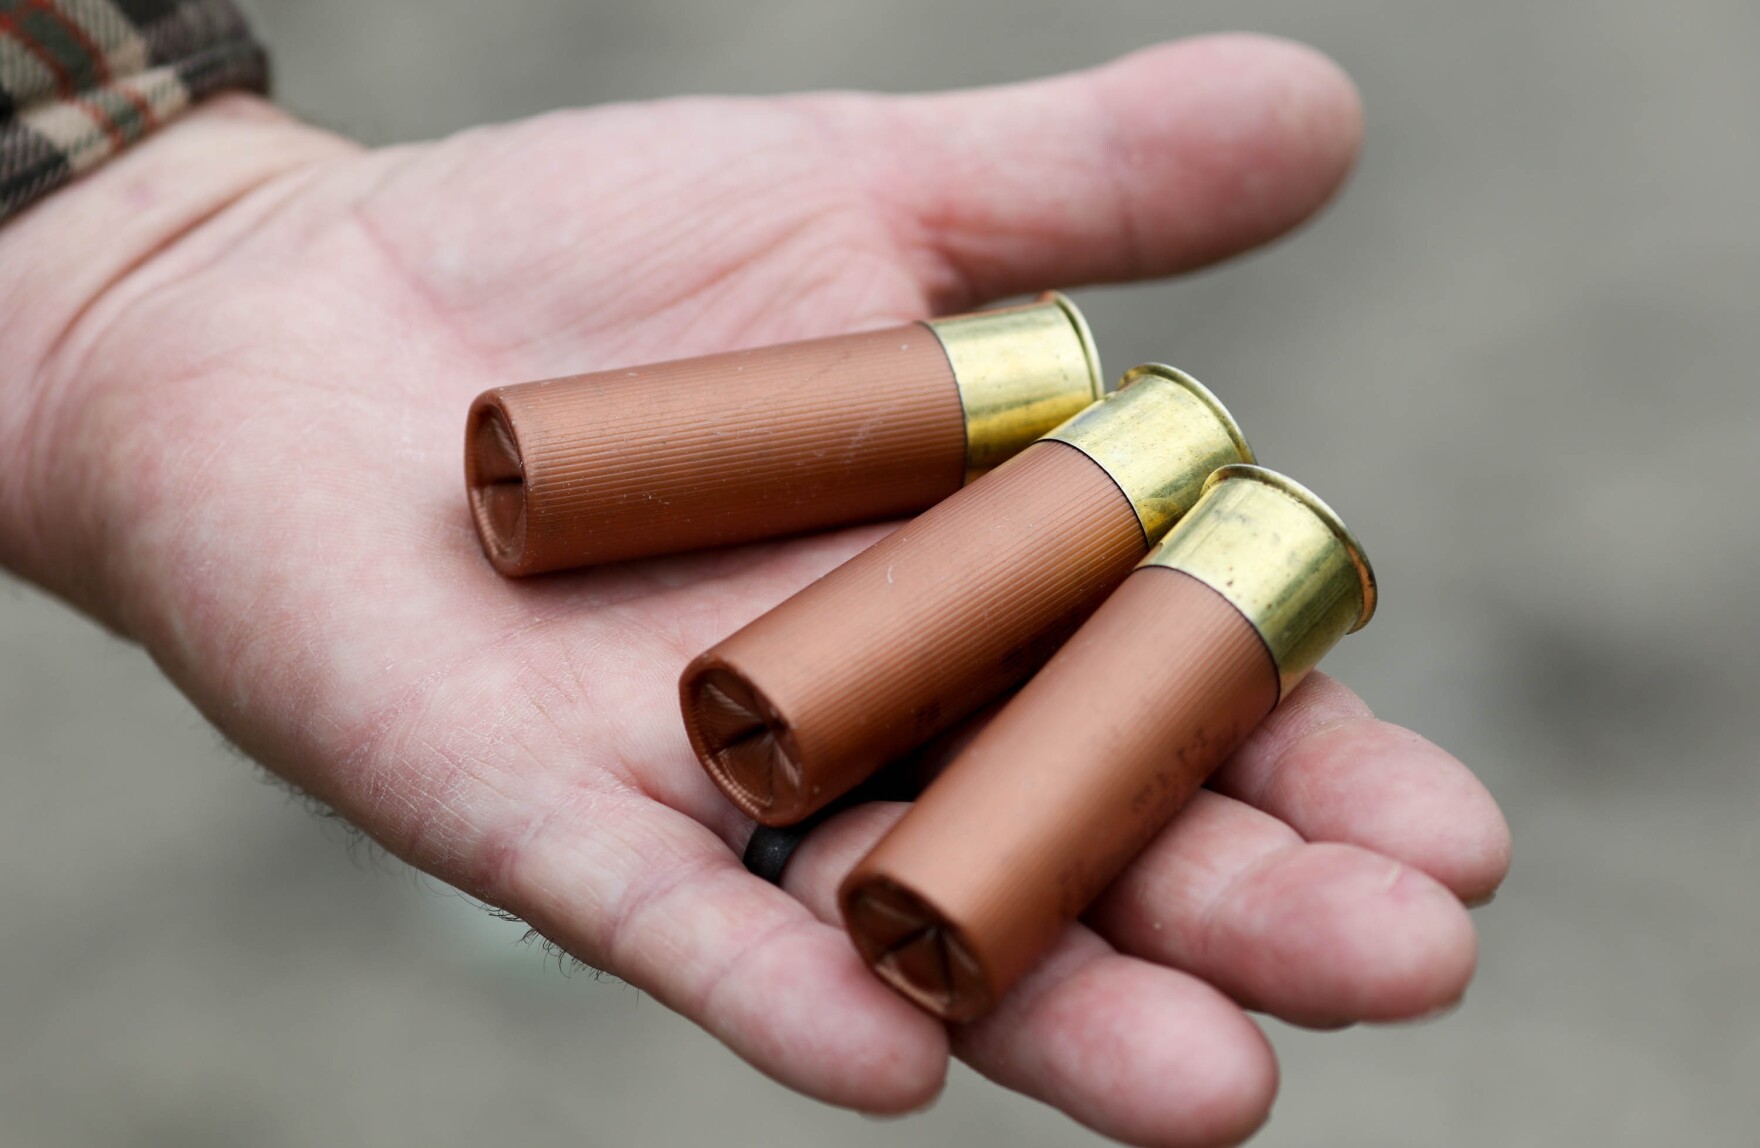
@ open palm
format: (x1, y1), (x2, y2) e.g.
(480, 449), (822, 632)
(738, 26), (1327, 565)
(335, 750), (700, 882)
(5, 35), (1509, 1148)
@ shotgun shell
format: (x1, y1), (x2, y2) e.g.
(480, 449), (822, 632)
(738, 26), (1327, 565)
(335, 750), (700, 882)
(838, 464), (1376, 1020)
(465, 293), (1103, 574)
(680, 365), (1254, 827)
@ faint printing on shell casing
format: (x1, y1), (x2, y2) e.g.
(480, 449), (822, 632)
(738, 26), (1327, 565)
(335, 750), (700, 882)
(680, 365), (1256, 828)
(839, 465), (1377, 1021)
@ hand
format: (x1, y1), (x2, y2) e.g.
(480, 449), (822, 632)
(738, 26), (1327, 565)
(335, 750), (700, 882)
(0, 34), (1509, 1147)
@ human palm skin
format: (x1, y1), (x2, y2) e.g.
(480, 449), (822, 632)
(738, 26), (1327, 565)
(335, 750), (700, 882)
(0, 36), (1509, 1148)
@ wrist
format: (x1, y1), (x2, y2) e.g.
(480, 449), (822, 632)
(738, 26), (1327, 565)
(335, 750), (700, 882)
(0, 95), (354, 626)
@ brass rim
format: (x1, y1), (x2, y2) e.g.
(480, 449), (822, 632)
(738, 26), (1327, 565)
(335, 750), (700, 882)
(1117, 363), (1256, 466)
(1201, 464), (1378, 631)
(1039, 290), (1105, 401)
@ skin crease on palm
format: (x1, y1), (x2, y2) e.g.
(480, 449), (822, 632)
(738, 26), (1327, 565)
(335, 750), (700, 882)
(0, 33), (1510, 1148)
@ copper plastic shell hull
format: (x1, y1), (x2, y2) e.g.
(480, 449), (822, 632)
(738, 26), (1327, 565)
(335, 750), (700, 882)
(681, 440), (1147, 827)
(681, 365), (1255, 826)
(838, 465), (1378, 1021)
(839, 569), (1278, 1020)
(465, 295), (1102, 575)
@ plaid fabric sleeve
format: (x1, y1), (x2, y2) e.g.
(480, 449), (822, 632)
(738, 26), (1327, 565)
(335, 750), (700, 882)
(0, 0), (267, 224)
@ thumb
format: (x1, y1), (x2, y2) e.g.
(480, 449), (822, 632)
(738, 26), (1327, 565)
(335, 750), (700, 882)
(813, 33), (1363, 309)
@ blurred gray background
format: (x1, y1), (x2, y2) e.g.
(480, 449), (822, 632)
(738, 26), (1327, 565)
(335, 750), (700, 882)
(5, 1), (1758, 1144)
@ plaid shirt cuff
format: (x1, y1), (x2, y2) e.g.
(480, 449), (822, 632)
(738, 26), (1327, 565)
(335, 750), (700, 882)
(0, 0), (267, 225)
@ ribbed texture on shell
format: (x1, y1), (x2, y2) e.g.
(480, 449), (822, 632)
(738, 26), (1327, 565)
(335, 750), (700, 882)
(466, 325), (966, 574)
(840, 567), (1279, 1021)
(682, 441), (1148, 826)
